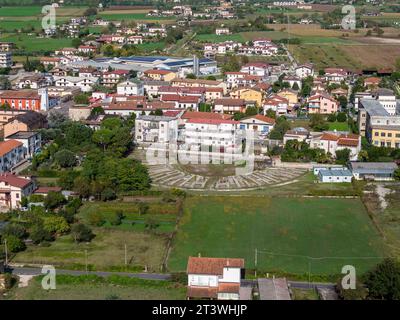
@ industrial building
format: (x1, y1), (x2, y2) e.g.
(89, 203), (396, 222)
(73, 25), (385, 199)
(67, 56), (218, 77)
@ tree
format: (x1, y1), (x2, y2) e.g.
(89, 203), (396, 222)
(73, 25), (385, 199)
(71, 38), (82, 49)
(337, 96), (348, 110)
(84, 7), (97, 16)
(310, 114), (329, 131)
(337, 112), (347, 122)
(1, 223), (26, 239)
(364, 258), (400, 300)
(394, 168), (400, 181)
(71, 224), (94, 243)
(101, 188), (116, 201)
(43, 216), (70, 234)
(4, 235), (26, 253)
(73, 176), (91, 198)
(265, 109), (276, 119)
(44, 191), (66, 210)
(54, 149), (77, 168)
(292, 82), (299, 91)
(73, 93), (90, 105)
(335, 148), (351, 165)
(110, 210), (124, 226)
(327, 113), (337, 122)
(269, 116), (291, 140)
(336, 278), (367, 300)
(137, 201), (149, 216)
(186, 73), (196, 79)
(154, 109), (163, 116)
(92, 129), (113, 151)
(30, 224), (53, 244)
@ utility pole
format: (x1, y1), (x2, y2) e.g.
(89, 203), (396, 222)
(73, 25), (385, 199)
(254, 248), (258, 278)
(124, 243), (127, 267)
(85, 249), (88, 274)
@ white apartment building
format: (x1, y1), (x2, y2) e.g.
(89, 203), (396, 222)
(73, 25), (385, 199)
(215, 28), (231, 35)
(117, 80), (144, 96)
(295, 64), (314, 79)
(135, 114), (179, 144)
(0, 51), (12, 68)
(0, 140), (25, 173)
(54, 76), (99, 92)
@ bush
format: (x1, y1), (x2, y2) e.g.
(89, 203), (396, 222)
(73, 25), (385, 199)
(71, 224), (94, 243)
(109, 211), (124, 226)
(4, 235), (26, 253)
(337, 112), (347, 122)
(30, 225), (53, 244)
(101, 188), (116, 201)
(87, 212), (105, 227)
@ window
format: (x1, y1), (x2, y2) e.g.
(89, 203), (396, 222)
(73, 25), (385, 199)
(381, 132), (386, 137)
(388, 133), (392, 137)
(374, 132), (379, 136)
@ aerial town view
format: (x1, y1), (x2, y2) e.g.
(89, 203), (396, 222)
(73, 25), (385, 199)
(0, 0), (400, 307)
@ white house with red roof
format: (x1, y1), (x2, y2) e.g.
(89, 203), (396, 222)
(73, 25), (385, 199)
(310, 132), (361, 160)
(324, 68), (348, 84)
(0, 173), (36, 210)
(239, 114), (275, 138)
(160, 94), (201, 110)
(187, 256), (245, 300)
(263, 94), (289, 115)
(295, 63), (314, 79)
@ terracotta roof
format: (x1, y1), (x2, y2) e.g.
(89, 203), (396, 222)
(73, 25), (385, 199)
(34, 186), (62, 194)
(187, 257), (244, 275)
(337, 133), (360, 147)
(161, 94), (199, 103)
(0, 90), (40, 100)
(172, 78), (221, 85)
(320, 132), (339, 141)
(218, 282), (240, 294)
(182, 111), (232, 120)
(0, 139), (23, 157)
(145, 69), (173, 75)
(242, 114), (275, 124)
(0, 173), (31, 188)
(214, 98), (245, 106)
(187, 286), (218, 299)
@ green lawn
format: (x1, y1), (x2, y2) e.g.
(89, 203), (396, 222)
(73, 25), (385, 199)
(13, 227), (168, 272)
(9, 275), (186, 300)
(0, 33), (73, 52)
(195, 33), (245, 43)
(168, 196), (386, 276)
(328, 121), (350, 131)
(0, 6), (42, 17)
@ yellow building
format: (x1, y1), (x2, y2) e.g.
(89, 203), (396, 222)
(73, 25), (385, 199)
(143, 69), (176, 82)
(230, 88), (263, 106)
(276, 89), (298, 107)
(371, 126), (400, 149)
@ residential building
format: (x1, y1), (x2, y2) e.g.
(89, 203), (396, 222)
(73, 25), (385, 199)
(307, 92), (338, 114)
(309, 132), (361, 160)
(214, 98), (246, 114)
(0, 52), (12, 68)
(240, 63), (269, 77)
(215, 28), (231, 35)
(283, 127), (309, 144)
(102, 70), (129, 87)
(54, 76), (99, 92)
(0, 89), (51, 111)
(4, 131), (41, 158)
(160, 94), (200, 110)
(3, 111), (48, 138)
(17, 74), (49, 89)
(349, 162), (398, 181)
(143, 69), (176, 82)
(40, 57), (61, 68)
(116, 80), (144, 96)
(295, 64), (314, 79)
(186, 256), (244, 300)
(0, 174), (36, 209)
(0, 140), (25, 172)
(238, 114), (275, 138)
(263, 95), (289, 115)
(276, 89), (299, 107)
(135, 114), (179, 144)
(324, 67), (347, 83)
(230, 87), (263, 106)
(0, 42), (15, 52)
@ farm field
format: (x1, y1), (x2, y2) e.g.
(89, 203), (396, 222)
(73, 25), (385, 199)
(168, 196), (386, 276)
(8, 275), (186, 300)
(0, 33), (73, 52)
(98, 12), (175, 22)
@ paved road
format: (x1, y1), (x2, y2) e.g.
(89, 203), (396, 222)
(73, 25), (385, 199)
(10, 266), (171, 281)
(242, 279), (335, 290)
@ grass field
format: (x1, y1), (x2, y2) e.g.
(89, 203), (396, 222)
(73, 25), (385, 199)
(168, 196), (386, 276)
(9, 275), (186, 300)
(328, 121), (350, 131)
(0, 33), (73, 52)
(0, 6), (42, 17)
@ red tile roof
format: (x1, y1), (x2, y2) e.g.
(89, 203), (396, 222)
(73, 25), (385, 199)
(218, 282), (240, 294)
(187, 286), (218, 299)
(320, 132), (339, 141)
(0, 140), (23, 157)
(187, 257), (244, 275)
(214, 98), (245, 106)
(242, 114), (275, 124)
(0, 173), (31, 188)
